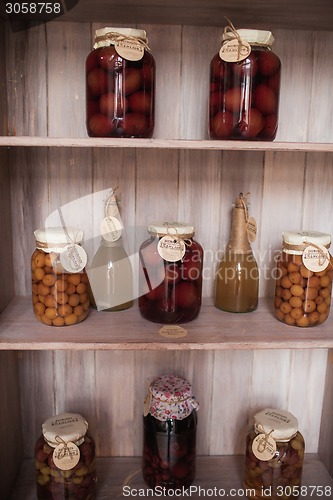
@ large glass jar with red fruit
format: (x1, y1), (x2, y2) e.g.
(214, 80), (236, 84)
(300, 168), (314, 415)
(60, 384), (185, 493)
(244, 408), (304, 499)
(86, 27), (155, 138)
(139, 221), (204, 323)
(209, 26), (281, 141)
(32, 227), (90, 326)
(143, 374), (199, 491)
(35, 412), (96, 500)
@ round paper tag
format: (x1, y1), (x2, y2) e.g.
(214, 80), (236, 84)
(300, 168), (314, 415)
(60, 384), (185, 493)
(252, 433), (277, 461)
(53, 441), (80, 470)
(247, 217), (257, 243)
(101, 216), (123, 242)
(219, 39), (251, 62)
(302, 244), (330, 272)
(157, 236), (186, 262)
(60, 244), (87, 273)
(115, 40), (144, 61)
(159, 325), (188, 339)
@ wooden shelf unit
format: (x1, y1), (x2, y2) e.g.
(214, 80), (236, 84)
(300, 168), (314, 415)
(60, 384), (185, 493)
(1, 2), (333, 499)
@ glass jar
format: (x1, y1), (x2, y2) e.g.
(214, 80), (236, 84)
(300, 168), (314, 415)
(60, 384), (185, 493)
(35, 412), (96, 500)
(31, 227), (90, 326)
(142, 374), (199, 491)
(138, 221), (204, 323)
(274, 231), (332, 327)
(86, 27), (155, 138)
(209, 27), (281, 140)
(244, 408), (305, 500)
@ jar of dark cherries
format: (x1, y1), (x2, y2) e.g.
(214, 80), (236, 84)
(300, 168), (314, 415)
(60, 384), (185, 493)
(143, 374), (199, 491)
(139, 221), (204, 323)
(86, 27), (155, 138)
(35, 412), (96, 500)
(209, 26), (281, 140)
(244, 408), (304, 499)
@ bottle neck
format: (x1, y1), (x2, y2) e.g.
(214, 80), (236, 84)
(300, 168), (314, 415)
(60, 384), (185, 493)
(227, 205), (252, 254)
(100, 236), (124, 248)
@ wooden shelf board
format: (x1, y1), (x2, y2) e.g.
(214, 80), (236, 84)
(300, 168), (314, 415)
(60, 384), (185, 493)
(1, 136), (333, 152)
(9, 454), (333, 500)
(1, 296), (333, 351)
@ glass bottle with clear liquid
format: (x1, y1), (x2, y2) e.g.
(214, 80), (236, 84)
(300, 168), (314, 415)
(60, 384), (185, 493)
(215, 193), (259, 313)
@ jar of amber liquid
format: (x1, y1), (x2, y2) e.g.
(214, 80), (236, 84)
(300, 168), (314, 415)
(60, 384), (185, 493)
(274, 231), (332, 327)
(35, 412), (96, 500)
(31, 227), (90, 326)
(244, 408), (304, 500)
(139, 222), (204, 323)
(143, 374), (199, 491)
(86, 27), (155, 137)
(209, 27), (281, 140)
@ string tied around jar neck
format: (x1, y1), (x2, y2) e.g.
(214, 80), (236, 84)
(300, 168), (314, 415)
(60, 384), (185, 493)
(221, 18), (249, 60)
(165, 225), (193, 250)
(54, 436), (74, 460)
(95, 31), (150, 51)
(282, 240), (333, 269)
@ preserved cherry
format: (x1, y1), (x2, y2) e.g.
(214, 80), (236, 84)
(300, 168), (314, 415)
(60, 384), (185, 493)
(86, 27), (155, 138)
(142, 375), (199, 491)
(209, 28), (281, 141)
(274, 231), (332, 327)
(243, 409), (304, 499)
(139, 222), (203, 324)
(35, 413), (96, 500)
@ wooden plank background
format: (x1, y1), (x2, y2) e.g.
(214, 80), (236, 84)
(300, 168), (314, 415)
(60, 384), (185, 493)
(2, 21), (333, 468)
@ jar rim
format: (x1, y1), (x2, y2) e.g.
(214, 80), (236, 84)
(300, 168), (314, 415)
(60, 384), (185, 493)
(254, 408), (299, 441)
(42, 412), (88, 448)
(222, 29), (274, 46)
(34, 227), (84, 245)
(282, 230), (331, 251)
(148, 221), (195, 237)
(94, 27), (147, 49)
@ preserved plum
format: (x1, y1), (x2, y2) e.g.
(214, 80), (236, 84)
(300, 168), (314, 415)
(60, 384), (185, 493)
(139, 222), (203, 323)
(86, 27), (155, 138)
(209, 28), (281, 141)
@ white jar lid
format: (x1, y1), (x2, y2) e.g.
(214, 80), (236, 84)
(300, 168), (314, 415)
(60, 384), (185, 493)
(282, 230), (331, 247)
(148, 221), (195, 238)
(254, 408), (299, 441)
(34, 227), (84, 245)
(223, 29), (274, 46)
(42, 412), (88, 448)
(94, 27), (147, 48)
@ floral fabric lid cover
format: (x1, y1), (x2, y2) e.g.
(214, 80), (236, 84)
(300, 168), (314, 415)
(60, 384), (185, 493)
(144, 374), (199, 421)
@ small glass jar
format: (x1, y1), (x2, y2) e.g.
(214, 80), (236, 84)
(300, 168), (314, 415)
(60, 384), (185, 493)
(35, 412), (96, 500)
(142, 374), (199, 491)
(244, 408), (305, 500)
(31, 227), (90, 326)
(138, 221), (204, 323)
(209, 28), (281, 140)
(86, 27), (155, 138)
(274, 231), (332, 327)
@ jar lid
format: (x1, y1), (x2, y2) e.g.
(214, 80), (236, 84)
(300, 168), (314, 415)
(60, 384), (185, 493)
(42, 412), (88, 448)
(34, 227), (84, 245)
(148, 221), (195, 238)
(222, 29), (274, 46)
(145, 374), (199, 421)
(254, 408), (299, 441)
(282, 230), (331, 247)
(94, 27), (147, 49)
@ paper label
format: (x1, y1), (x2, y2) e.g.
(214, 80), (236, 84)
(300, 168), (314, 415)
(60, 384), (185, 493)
(158, 236), (186, 262)
(53, 441), (80, 470)
(219, 39), (251, 62)
(159, 325), (188, 339)
(101, 216), (123, 242)
(302, 244), (330, 272)
(60, 244), (87, 273)
(247, 217), (257, 243)
(115, 40), (144, 61)
(252, 433), (276, 461)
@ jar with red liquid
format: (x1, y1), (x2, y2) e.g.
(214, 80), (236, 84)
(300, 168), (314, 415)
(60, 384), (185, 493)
(143, 374), (199, 491)
(274, 231), (332, 327)
(86, 27), (155, 138)
(243, 408), (304, 500)
(209, 26), (281, 140)
(139, 221), (204, 323)
(35, 412), (96, 500)
(31, 227), (90, 326)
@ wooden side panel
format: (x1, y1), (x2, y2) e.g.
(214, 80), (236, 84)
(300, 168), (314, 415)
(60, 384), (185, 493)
(0, 150), (14, 312)
(0, 352), (22, 499)
(319, 350), (333, 475)
(0, 19), (8, 134)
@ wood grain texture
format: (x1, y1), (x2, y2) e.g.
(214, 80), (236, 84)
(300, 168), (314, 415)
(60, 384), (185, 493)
(0, 150), (14, 312)
(0, 19), (7, 135)
(0, 352), (22, 500)
(319, 350), (333, 475)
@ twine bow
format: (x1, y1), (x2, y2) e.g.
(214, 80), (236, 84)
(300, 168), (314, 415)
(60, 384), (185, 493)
(55, 436), (74, 460)
(256, 430), (274, 453)
(222, 18), (249, 61)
